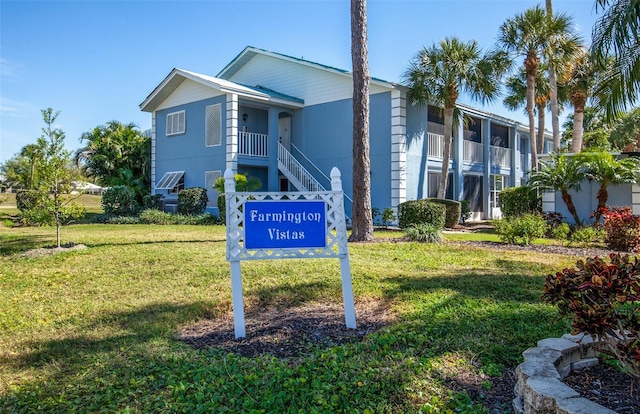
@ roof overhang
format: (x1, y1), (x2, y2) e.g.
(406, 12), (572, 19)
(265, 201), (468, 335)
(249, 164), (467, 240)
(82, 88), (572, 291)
(140, 68), (304, 112)
(217, 46), (400, 90)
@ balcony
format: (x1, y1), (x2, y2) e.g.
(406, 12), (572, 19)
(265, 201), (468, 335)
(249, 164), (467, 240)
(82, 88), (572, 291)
(463, 141), (483, 163)
(427, 132), (453, 159)
(491, 146), (511, 168)
(238, 131), (268, 157)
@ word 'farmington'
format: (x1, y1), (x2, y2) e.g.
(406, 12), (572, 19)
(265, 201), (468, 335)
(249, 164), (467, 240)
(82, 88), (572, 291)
(248, 210), (323, 224)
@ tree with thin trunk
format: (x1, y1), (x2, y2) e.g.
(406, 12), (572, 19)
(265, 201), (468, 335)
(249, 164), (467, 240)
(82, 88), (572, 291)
(591, 0), (640, 120)
(528, 153), (584, 224)
(498, 5), (577, 169)
(30, 108), (85, 247)
(545, 0), (561, 151)
(403, 38), (508, 198)
(574, 150), (640, 222)
(349, 0), (373, 242)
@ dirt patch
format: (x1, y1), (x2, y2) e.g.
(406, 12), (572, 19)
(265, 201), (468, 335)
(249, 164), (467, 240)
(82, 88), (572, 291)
(20, 243), (88, 258)
(179, 299), (395, 358)
(563, 363), (640, 412)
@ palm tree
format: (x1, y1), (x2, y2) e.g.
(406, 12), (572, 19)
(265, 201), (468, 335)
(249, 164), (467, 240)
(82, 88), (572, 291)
(528, 153), (584, 224)
(498, 5), (577, 168)
(404, 37), (507, 198)
(543, 0), (583, 151)
(591, 0), (640, 120)
(349, 0), (373, 242)
(503, 65), (553, 155)
(560, 48), (599, 153)
(574, 150), (640, 222)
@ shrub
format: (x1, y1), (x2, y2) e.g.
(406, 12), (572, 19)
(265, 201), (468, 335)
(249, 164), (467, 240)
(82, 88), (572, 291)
(139, 209), (174, 225)
(551, 222), (571, 244)
(460, 200), (472, 224)
(427, 198), (461, 228)
(381, 208), (396, 227)
(137, 209), (220, 225)
(102, 186), (139, 216)
(498, 186), (541, 218)
(542, 254), (640, 379)
(217, 194), (226, 225)
(143, 194), (164, 210)
(106, 216), (141, 224)
(601, 206), (640, 252)
(569, 226), (603, 247)
(15, 190), (47, 213)
(397, 199), (446, 229)
(404, 223), (443, 243)
(178, 187), (208, 216)
(493, 214), (547, 245)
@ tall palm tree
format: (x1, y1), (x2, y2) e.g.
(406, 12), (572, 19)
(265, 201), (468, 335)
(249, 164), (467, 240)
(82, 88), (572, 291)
(503, 65), (554, 155)
(591, 0), (640, 120)
(404, 38), (507, 198)
(560, 48), (599, 153)
(528, 153), (584, 224)
(498, 5), (577, 168)
(543, 0), (583, 151)
(574, 150), (640, 222)
(349, 0), (373, 242)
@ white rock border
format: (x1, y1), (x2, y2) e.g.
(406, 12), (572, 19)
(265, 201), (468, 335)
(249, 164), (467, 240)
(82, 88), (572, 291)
(513, 333), (617, 414)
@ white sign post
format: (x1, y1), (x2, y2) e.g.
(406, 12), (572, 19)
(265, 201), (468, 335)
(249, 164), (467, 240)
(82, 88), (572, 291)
(225, 167), (356, 339)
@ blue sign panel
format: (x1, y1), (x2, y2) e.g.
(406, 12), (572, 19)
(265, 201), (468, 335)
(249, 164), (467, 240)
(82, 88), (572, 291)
(244, 200), (327, 249)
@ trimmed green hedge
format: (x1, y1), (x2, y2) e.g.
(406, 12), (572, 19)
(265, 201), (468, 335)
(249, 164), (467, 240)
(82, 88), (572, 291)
(102, 186), (139, 216)
(427, 198), (461, 228)
(178, 187), (208, 216)
(397, 199), (446, 229)
(499, 186), (541, 218)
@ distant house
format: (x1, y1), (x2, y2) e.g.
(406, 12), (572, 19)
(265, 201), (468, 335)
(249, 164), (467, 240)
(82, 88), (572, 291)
(140, 46), (553, 220)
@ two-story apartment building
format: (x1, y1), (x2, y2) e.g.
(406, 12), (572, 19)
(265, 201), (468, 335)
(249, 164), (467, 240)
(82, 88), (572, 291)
(140, 46), (552, 221)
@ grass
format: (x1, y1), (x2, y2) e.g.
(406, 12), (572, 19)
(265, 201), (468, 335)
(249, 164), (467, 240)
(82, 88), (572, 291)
(0, 221), (584, 413)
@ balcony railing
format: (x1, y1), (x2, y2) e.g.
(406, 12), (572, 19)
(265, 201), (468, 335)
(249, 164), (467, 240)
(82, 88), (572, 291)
(238, 131), (268, 157)
(463, 141), (483, 164)
(427, 132), (453, 159)
(491, 146), (511, 168)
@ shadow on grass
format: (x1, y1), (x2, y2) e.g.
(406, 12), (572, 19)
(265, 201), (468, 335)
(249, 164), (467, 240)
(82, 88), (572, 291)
(0, 234), (52, 256)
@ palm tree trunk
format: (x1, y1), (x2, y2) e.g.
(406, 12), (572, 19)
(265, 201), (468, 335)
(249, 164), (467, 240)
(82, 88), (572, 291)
(438, 107), (454, 198)
(571, 92), (586, 153)
(536, 103), (545, 155)
(526, 53), (539, 169)
(594, 185), (609, 222)
(349, 0), (373, 242)
(561, 189), (581, 225)
(545, 0), (561, 151)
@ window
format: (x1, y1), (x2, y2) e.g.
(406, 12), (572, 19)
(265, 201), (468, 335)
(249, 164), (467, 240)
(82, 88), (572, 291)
(205, 104), (222, 146)
(205, 170), (221, 207)
(155, 171), (185, 192)
(166, 111), (186, 136)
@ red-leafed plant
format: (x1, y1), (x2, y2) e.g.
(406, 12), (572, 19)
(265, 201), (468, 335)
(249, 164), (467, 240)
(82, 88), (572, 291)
(542, 253), (640, 378)
(597, 206), (640, 252)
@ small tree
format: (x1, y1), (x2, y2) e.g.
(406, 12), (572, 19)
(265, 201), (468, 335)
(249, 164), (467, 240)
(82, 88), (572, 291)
(30, 109), (85, 247)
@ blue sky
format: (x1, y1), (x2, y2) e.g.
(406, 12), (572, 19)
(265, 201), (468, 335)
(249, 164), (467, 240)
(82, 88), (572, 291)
(1, 0), (601, 164)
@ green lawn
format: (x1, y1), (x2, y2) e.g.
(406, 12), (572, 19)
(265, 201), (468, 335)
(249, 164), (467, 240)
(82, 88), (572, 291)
(0, 223), (581, 413)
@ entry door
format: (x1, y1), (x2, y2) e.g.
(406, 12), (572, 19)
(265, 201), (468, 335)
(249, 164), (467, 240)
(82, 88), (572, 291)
(278, 117), (291, 151)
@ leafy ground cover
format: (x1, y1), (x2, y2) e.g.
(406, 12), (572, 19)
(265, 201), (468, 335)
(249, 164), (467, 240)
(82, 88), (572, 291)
(0, 223), (581, 413)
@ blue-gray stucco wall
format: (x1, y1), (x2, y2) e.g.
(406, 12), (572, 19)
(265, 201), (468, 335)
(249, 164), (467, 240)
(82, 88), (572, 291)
(154, 96), (227, 197)
(555, 181), (633, 224)
(291, 92), (392, 215)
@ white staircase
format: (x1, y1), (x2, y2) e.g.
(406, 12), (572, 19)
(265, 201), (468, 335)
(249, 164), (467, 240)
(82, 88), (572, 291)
(277, 143), (325, 192)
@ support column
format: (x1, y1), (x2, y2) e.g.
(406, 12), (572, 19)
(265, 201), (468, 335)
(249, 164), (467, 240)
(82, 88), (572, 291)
(390, 90), (406, 211)
(226, 94), (238, 171)
(454, 112), (464, 200)
(482, 119), (491, 219)
(268, 108), (280, 191)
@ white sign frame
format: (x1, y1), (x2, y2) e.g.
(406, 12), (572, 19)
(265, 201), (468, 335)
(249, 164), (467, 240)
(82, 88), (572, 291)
(224, 167), (356, 339)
